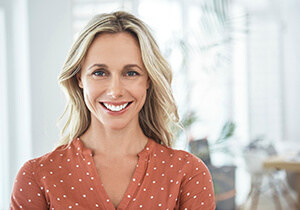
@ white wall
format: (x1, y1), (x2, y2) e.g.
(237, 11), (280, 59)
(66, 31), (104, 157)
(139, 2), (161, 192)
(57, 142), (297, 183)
(1, 0), (32, 206)
(27, 0), (72, 157)
(238, 0), (300, 143)
(1, 0), (72, 205)
(281, 0), (300, 142)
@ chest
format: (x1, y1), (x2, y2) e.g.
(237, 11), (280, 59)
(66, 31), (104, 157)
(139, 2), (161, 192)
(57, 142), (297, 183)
(93, 155), (138, 208)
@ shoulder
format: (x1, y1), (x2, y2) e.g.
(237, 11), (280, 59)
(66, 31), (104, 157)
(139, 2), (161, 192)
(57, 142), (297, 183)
(24, 144), (69, 170)
(11, 143), (74, 198)
(10, 146), (70, 210)
(152, 141), (206, 166)
(152, 147), (216, 209)
(150, 140), (215, 208)
(150, 140), (210, 174)
(15, 142), (75, 184)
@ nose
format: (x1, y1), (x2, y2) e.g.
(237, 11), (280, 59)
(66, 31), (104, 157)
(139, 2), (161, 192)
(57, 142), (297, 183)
(106, 75), (123, 99)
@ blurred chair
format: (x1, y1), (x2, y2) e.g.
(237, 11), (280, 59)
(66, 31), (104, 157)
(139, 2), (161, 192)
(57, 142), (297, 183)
(189, 139), (236, 210)
(243, 144), (298, 210)
(286, 171), (300, 206)
(189, 138), (211, 165)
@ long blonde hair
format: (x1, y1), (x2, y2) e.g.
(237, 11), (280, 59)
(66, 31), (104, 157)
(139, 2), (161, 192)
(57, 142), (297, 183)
(57, 11), (180, 147)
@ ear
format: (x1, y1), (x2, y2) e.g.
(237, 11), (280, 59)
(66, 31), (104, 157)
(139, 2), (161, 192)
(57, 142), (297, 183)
(146, 77), (151, 89)
(76, 72), (83, 88)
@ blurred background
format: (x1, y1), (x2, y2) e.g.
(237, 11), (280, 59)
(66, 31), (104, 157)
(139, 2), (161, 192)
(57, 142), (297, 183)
(1, 0), (300, 209)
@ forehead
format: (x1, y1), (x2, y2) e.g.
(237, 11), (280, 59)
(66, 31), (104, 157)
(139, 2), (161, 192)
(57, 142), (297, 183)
(89, 32), (140, 56)
(81, 32), (144, 70)
(93, 31), (139, 46)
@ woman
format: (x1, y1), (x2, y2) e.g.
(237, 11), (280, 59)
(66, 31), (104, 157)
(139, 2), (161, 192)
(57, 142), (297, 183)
(11, 11), (215, 209)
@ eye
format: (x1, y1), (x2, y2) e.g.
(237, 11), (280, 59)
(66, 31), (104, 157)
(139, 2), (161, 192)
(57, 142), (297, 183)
(93, 70), (106, 77)
(126, 71), (139, 77)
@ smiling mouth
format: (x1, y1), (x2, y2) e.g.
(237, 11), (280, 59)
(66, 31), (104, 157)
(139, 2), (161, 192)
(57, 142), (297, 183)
(101, 102), (132, 112)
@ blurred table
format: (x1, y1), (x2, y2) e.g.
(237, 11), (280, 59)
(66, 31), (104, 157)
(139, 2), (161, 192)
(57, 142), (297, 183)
(263, 154), (300, 207)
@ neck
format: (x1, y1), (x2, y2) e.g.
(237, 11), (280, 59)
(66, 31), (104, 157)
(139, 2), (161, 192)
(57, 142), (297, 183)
(79, 117), (148, 157)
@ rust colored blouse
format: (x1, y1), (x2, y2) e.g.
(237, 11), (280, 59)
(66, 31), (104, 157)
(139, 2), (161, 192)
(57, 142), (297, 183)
(11, 138), (215, 210)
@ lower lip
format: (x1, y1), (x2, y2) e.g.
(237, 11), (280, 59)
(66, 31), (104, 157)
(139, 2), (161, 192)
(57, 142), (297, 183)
(100, 103), (131, 116)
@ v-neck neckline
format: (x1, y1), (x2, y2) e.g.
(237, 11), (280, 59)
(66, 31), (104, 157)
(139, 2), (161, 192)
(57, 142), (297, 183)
(73, 138), (153, 210)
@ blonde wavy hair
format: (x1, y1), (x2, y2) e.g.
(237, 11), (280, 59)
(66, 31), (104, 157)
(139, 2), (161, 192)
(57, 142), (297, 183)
(57, 11), (180, 148)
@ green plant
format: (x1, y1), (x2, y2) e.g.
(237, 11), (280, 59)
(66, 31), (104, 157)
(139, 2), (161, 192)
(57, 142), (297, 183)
(210, 121), (236, 154)
(173, 111), (197, 139)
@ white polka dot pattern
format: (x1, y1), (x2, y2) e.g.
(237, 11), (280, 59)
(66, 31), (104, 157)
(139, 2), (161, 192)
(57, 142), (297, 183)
(10, 138), (215, 209)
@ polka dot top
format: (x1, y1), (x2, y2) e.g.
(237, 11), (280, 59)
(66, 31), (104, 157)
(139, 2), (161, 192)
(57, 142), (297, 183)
(11, 138), (215, 209)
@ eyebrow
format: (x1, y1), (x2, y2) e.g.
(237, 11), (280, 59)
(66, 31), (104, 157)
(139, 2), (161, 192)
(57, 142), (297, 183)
(124, 64), (143, 71)
(88, 64), (108, 70)
(88, 64), (143, 71)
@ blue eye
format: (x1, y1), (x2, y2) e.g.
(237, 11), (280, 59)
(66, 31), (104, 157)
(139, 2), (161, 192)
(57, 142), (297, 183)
(93, 71), (106, 76)
(126, 71), (139, 76)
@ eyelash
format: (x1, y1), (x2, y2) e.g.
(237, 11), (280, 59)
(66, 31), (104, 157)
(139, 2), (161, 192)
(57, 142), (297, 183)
(126, 71), (139, 76)
(92, 70), (140, 77)
(92, 71), (106, 76)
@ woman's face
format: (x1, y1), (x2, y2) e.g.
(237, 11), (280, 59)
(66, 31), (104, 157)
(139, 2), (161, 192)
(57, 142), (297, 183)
(77, 32), (150, 131)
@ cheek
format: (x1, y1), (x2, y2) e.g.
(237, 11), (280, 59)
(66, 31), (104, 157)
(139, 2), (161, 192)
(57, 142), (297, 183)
(129, 80), (148, 100)
(82, 83), (104, 102)
(135, 87), (148, 105)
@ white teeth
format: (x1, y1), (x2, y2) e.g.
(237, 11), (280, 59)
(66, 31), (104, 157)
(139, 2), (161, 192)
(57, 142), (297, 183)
(103, 103), (129, 112)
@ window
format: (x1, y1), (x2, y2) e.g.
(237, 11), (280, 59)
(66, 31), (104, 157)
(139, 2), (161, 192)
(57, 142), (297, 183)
(72, 0), (135, 40)
(247, 14), (283, 142)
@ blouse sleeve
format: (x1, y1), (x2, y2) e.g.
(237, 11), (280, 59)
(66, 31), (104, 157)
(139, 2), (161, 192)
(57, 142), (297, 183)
(10, 160), (48, 210)
(179, 154), (216, 210)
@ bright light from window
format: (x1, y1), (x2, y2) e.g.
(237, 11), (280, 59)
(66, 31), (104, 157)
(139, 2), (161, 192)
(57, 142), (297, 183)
(72, 0), (133, 40)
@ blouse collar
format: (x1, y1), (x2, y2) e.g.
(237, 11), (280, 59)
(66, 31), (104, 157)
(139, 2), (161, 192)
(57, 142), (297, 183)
(72, 137), (155, 158)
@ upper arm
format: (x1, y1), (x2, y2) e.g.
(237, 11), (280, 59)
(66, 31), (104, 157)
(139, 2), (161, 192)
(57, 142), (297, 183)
(10, 160), (48, 210)
(179, 155), (216, 210)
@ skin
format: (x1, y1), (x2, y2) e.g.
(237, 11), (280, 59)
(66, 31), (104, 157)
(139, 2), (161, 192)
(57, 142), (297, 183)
(76, 32), (150, 208)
